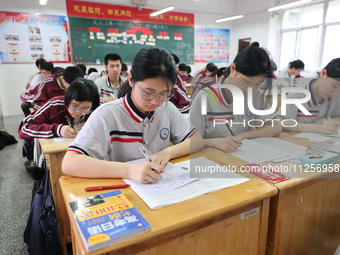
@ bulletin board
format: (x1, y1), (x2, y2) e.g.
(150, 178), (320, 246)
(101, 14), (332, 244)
(0, 11), (70, 63)
(66, 0), (194, 63)
(194, 27), (230, 63)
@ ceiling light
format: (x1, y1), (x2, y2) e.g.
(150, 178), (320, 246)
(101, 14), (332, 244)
(268, 0), (312, 12)
(215, 15), (244, 23)
(150, 6), (175, 17)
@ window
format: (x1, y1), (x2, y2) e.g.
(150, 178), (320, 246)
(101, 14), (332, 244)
(322, 24), (340, 68)
(326, 0), (340, 23)
(282, 4), (324, 29)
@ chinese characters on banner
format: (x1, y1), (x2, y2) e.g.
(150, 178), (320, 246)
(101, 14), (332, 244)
(0, 11), (70, 63)
(195, 27), (230, 63)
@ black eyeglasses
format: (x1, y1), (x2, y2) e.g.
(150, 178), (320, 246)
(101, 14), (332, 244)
(135, 83), (172, 101)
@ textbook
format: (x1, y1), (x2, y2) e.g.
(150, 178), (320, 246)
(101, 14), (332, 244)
(69, 190), (151, 253)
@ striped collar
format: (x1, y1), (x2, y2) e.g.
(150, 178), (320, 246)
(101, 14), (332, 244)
(105, 74), (123, 88)
(123, 93), (155, 123)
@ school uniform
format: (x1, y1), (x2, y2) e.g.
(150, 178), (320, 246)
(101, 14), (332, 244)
(278, 79), (340, 123)
(190, 86), (282, 139)
(20, 84), (40, 104)
(176, 74), (188, 94)
(169, 84), (191, 113)
(67, 93), (196, 162)
(191, 75), (218, 99)
(18, 96), (88, 139)
(95, 74), (126, 99)
(190, 68), (206, 99)
(31, 70), (65, 110)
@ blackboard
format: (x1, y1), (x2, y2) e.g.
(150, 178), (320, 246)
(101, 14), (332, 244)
(68, 16), (194, 64)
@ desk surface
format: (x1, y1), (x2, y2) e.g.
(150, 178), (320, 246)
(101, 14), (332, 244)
(39, 138), (73, 154)
(60, 151), (278, 254)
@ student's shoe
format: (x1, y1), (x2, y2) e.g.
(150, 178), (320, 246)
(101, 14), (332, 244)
(24, 160), (45, 181)
(22, 139), (34, 160)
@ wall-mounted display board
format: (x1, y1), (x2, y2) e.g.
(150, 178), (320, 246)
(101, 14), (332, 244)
(66, 0), (194, 63)
(195, 27), (230, 63)
(0, 11), (70, 63)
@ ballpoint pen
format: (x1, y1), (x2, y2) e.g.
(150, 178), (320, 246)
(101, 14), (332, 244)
(225, 123), (235, 136)
(65, 115), (78, 134)
(85, 184), (130, 191)
(139, 145), (163, 180)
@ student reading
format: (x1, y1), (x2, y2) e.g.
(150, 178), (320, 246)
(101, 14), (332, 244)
(62, 47), (204, 183)
(190, 45), (283, 153)
(277, 58), (340, 134)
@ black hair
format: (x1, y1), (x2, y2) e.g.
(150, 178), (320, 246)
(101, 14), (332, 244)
(206, 64), (218, 73)
(186, 65), (192, 74)
(171, 54), (179, 65)
(40, 61), (54, 72)
(212, 67), (227, 77)
(289, 59), (304, 70)
(88, 67), (98, 75)
(51, 67), (64, 75)
(121, 63), (128, 71)
(323, 58), (340, 79)
(76, 63), (87, 74)
(178, 63), (187, 71)
(118, 47), (177, 97)
(36, 58), (46, 68)
(250, 41), (260, 47)
(64, 78), (100, 112)
(63, 66), (84, 84)
(104, 53), (122, 65)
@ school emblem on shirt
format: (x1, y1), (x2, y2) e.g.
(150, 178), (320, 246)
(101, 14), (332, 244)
(159, 128), (169, 139)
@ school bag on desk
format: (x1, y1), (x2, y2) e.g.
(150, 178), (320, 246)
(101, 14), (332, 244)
(24, 169), (63, 255)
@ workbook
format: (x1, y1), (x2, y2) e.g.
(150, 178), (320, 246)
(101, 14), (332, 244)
(69, 190), (151, 253)
(124, 157), (249, 209)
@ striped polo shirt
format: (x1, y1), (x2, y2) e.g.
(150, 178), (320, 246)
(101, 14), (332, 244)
(190, 86), (282, 139)
(95, 74), (126, 99)
(68, 93), (196, 162)
(278, 79), (340, 123)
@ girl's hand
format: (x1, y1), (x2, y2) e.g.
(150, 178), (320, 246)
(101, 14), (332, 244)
(73, 122), (85, 132)
(60, 125), (77, 138)
(213, 136), (243, 153)
(150, 150), (171, 168)
(320, 121), (340, 134)
(129, 161), (164, 184)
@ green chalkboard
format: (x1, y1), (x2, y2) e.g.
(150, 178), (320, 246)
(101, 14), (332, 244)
(68, 16), (194, 64)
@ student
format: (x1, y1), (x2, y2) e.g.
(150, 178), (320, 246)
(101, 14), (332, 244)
(277, 59), (305, 87)
(26, 58), (45, 90)
(95, 53), (127, 102)
(88, 67), (98, 75)
(19, 78), (100, 139)
(171, 54), (188, 93)
(191, 63), (218, 99)
(190, 45), (282, 153)
(121, 63), (129, 78)
(31, 66), (84, 110)
(278, 58), (340, 134)
(62, 47), (204, 183)
(177, 63), (189, 84)
(76, 63), (87, 77)
(30, 61), (54, 89)
(186, 65), (193, 82)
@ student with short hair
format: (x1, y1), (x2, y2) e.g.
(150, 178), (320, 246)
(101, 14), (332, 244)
(95, 53), (127, 102)
(177, 63), (189, 84)
(277, 59), (305, 87)
(62, 47), (204, 183)
(278, 58), (340, 134)
(76, 63), (87, 77)
(190, 45), (283, 153)
(121, 63), (129, 78)
(26, 58), (45, 90)
(19, 78), (100, 139)
(30, 61), (54, 89)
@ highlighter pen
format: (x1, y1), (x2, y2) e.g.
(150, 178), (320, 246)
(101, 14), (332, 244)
(85, 184), (130, 192)
(139, 145), (163, 180)
(65, 115), (78, 134)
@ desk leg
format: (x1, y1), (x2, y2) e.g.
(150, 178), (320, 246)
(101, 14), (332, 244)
(45, 152), (70, 255)
(258, 197), (270, 255)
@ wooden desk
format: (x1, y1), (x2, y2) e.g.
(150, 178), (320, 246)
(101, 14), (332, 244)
(60, 151), (278, 255)
(204, 133), (340, 255)
(39, 138), (73, 254)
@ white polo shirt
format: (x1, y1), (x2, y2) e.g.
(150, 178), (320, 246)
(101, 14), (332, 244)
(190, 86), (282, 139)
(278, 79), (340, 123)
(95, 74), (126, 99)
(68, 93), (196, 162)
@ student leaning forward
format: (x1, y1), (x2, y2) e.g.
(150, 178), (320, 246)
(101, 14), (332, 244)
(62, 47), (204, 184)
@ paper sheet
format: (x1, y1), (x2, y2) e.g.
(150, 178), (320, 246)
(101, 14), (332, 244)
(52, 137), (73, 143)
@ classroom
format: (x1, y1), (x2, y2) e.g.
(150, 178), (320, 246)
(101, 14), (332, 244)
(0, 0), (340, 254)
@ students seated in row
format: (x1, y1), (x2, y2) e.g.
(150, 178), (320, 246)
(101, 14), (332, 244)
(277, 59), (305, 87)
(19, 78), (100, 139)
(31, 66), (84, 110)
(95, 53), (127, 102)
(278, 58), (340, 134)
(30, 61), (54, 89)
(190, 45), (282, 153)
(62, 47), (204, 183)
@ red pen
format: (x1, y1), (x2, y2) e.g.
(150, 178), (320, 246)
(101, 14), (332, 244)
(85, 184), (130, 192)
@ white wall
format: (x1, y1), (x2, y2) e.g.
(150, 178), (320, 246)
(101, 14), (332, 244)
(0, 0), (274, 116)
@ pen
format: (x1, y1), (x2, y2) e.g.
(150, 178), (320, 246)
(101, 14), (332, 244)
(226, 123), (235, 136)
(85, 184), (130, 192)
(65, 115), (78, 134)
(139, 145), (163, 180)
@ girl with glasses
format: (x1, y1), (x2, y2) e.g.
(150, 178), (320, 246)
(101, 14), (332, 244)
(190, 45), (283, 153)
(18, 78), (100, 139)
(62, 47), (204, 184)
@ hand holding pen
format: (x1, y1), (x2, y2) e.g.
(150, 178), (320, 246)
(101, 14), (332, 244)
(60, 116), (78, 138)
(225, 123), (242, 150)
(139, 145), (163, 180)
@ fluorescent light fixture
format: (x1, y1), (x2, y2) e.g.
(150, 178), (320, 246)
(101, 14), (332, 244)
(215, 15), (244, 23)
(268, 0), (312, 12)
(150, 5), (175, 17)
(39, 0), (47, 5)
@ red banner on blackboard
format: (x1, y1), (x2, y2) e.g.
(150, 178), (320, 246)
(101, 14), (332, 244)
(66, 0), (194, 26)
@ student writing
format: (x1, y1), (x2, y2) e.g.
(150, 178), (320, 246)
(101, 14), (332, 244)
(62, 47), (204, 183)
(190, 45), (283, 153)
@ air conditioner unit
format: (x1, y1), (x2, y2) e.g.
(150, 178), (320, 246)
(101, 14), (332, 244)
(132, 0), (147, 6)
